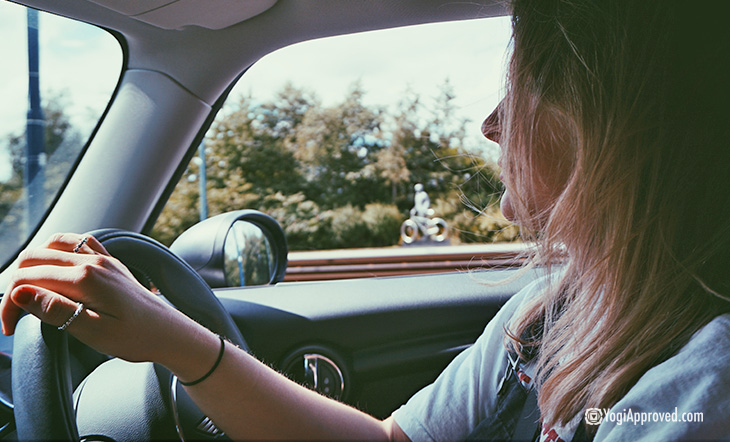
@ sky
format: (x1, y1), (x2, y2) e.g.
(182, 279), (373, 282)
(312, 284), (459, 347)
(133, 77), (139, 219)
(0, 2), (122, 181)
(0, 2), (512, 181)
(234, 17), (512, 156)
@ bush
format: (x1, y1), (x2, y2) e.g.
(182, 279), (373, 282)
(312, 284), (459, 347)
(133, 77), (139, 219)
(261, 192), (323, 251)
(362, 203), (403, 247)
(259, 198), (404, 251)
(313, 203), (403, 250)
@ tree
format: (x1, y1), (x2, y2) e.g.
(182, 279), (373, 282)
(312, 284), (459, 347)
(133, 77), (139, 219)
(291, 82), (388, 209)
(152, 86), (316, 246)
(151, 80), (514, 250)
(205, 90), (307, 197)
(370, 89), (418, 205)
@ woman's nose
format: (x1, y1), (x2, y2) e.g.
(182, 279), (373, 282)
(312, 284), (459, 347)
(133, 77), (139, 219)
(481, 101), (502, 144)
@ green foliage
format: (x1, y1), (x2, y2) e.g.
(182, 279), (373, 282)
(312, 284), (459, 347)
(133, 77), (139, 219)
(314, 203), (402, 250)
(259, 192), (323, 250)
(153, 81), (516, 250)
(150, 174), (205, 247)
(361, 203), (403, 247)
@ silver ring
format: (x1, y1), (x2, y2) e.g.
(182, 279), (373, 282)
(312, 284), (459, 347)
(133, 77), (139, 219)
(58, 303), (84, 331)
(73, 237), (89, 253)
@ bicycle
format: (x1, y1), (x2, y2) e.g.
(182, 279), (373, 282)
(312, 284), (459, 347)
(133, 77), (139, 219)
(400, 211), (449, 244)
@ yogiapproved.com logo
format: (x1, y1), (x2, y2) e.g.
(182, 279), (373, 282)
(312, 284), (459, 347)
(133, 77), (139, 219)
(584, 408), (604, 425)
(584, 407), (703, 426)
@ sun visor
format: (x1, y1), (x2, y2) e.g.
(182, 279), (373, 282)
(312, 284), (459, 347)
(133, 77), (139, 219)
(89, 0), (277, 30)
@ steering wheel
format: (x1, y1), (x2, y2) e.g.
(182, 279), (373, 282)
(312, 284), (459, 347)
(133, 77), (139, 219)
(11, 229), (248, 440)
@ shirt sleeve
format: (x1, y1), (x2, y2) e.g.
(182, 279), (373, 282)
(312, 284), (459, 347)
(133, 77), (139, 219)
(391, 272), (552, 442)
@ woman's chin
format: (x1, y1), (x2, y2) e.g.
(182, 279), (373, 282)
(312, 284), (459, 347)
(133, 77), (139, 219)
(500, 191), (516, 222)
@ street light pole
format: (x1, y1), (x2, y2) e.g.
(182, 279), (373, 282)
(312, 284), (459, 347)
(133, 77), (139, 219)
(26, 8), (45, 232)
(198, 141), (208, 221)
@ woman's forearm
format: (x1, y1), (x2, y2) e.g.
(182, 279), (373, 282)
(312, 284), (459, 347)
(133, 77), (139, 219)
(158, 317), (407, 441)
(0, 233), (409, 441)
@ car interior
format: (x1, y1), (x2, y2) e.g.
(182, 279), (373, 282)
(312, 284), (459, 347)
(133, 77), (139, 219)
(0, 1), (540, 439)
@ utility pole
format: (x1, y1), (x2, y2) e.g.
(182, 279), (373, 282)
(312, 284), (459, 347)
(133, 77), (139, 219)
(198, 141), (208, 221)
(26, 9), (45, 232)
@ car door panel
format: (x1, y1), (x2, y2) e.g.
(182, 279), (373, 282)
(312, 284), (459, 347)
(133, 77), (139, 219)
(215, 267), (537, 417)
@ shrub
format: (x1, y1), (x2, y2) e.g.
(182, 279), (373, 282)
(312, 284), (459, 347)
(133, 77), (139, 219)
(362, 203), (402, 247)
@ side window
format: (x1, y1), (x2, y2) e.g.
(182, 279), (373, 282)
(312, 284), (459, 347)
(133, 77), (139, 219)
(0, 3), (121, 269)
(153, 17), (517, 278)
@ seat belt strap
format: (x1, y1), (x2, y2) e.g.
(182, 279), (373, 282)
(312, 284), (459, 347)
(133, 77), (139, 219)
(511, 384), (539, 441)
(466, 351), (540, 441)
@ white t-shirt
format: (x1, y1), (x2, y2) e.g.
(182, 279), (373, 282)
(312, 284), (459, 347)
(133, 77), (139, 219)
(392, 273), (730, 441)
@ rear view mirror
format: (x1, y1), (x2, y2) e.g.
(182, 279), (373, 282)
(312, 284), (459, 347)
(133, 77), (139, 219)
(170, 210), (288, 287)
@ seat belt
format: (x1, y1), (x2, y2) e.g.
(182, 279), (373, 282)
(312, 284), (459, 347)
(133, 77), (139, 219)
(504, 350), (540, 441)
(465, 352), (540, 441)
(512, 384), (539, 441)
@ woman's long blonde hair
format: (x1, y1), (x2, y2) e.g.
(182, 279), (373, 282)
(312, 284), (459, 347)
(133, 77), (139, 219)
(500, 0), (730, 429)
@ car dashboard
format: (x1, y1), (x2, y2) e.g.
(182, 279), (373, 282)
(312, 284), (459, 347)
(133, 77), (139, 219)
(0, 267), (535, 437)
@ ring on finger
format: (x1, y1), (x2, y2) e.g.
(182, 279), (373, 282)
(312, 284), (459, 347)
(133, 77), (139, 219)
(73, 237), (89, 253)
(58, 303), (84, 331)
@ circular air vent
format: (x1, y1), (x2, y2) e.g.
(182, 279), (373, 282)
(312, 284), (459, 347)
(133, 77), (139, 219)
(282, 348), (347, 400)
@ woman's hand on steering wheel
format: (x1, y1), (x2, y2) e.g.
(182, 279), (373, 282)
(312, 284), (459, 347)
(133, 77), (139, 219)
(0, 233), (194, 365)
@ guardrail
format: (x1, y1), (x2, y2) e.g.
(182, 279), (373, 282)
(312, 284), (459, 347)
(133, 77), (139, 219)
(284, 242), (528, 282)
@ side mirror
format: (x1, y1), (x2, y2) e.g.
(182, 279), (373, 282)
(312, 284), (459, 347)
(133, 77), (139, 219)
(170, 210), (288, 288)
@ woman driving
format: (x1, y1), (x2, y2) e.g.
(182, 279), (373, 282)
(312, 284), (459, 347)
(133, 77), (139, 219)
(3, 0), (730, 440)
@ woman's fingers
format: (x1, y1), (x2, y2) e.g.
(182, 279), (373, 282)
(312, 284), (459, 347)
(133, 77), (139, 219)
(3, 285), (98, 335)
(43, 233), (110, 256)
(1, 233), (114, 335)
(9, 264), (94, 304)
(16, 247), (86, 269)
(81, 234), (110, 256)
(0, 232), (184, 362)
(2, 262), (91, 336)
(0, 289), (24, 336)
(12, 285), (80, 328)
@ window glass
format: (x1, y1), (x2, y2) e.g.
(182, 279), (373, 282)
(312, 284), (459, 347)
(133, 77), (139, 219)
(153, 17), (517, 253)
(0, 3), (122, 268)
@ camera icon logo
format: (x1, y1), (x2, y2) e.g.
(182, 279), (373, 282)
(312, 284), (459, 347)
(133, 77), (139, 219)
(584, 408), (604, 425)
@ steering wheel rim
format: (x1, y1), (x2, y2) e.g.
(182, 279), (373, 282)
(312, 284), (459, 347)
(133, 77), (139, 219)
(12, 229), (247, 441)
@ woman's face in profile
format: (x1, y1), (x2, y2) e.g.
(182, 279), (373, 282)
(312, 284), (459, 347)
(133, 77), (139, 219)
(482, 103), (573, 226)
(481, 105), (517, 221)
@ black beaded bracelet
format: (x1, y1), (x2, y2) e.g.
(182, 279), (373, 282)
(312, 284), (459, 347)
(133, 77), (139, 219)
(180, 335), (226, 387)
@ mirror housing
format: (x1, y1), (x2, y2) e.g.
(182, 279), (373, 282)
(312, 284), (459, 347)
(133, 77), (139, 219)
(170, 210), (288, 288)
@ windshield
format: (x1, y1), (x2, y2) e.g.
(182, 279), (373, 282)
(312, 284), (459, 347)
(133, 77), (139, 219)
(0, 3), (121, 269)
(153, 17), (518, 255)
